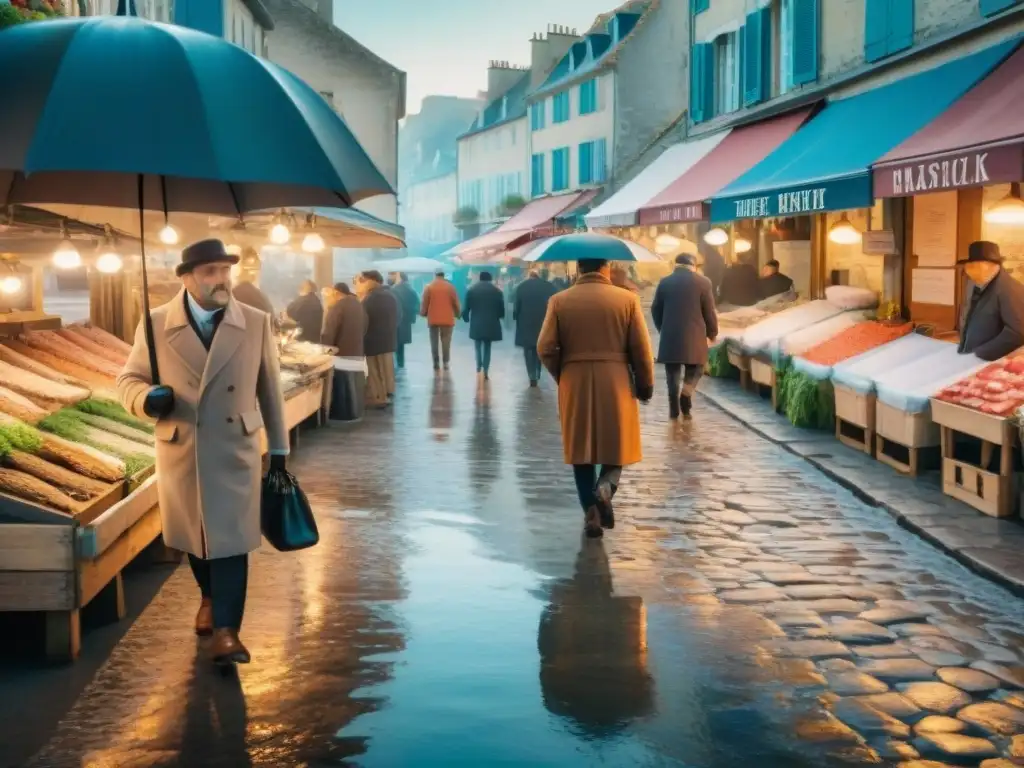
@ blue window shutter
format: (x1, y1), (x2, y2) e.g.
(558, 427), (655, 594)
(864, 0), (889, 62)
(888, 0), (915, 55)
(791, 0), (819, 85)
(702, 43), (716, 119)
(690, 44), (705, 123)
(693, 0), (710, 13)
(742, 9), (770, 107)
(595, 139), (608, 182)
(981, 0), (1018, 15)
(578, 143), (593, 184)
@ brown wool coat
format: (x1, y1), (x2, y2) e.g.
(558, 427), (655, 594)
(420, 277), (461, 327)
(117, 290), (289, 559)
(537, 272), (655, 466)
(321, 294), (367, 357)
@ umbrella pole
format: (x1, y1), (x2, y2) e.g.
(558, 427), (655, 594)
(137, 174), (160, 385)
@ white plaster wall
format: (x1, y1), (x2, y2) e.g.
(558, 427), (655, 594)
(72, 0), (172, 20)
(405, 173), (459, 244)
(457, 117), (530, 218)
(225, 0), (266, 56)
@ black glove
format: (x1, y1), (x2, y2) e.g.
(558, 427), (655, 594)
(269, 454), (287, 473)
(636, 384), (654, 403)
(143, 385), (175, 418)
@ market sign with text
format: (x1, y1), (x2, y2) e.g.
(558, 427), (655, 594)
(873, 144), (1024, 199)
(637, 201), (707, 226)
(709, 174), (872, 223)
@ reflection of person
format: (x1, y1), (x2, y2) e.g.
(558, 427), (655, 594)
(285, 279), (323, 343)
(514, 269), (558, 387)
(462, 271), (505, 380)
(958, 241), (1024, 361)
(538, 540), (654, 737)
(719, 254), (760, 307)
(651, 253), (719, 420)
(420, 269), (461, 371)
(359, 270), (400, 408)
(537, 258), (655, 538)
(758, 259), (794, 300)
(117, 239), (288, 665)
(389, 272), (419, 370)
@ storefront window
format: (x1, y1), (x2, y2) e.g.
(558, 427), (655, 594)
(982, 183), (1024, 284)
(825, 208), (884, 296)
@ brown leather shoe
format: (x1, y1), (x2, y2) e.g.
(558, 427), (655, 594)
(210, 628), (251, 665)
(195, 598), (213, 636)
(583, 506), (604, 538)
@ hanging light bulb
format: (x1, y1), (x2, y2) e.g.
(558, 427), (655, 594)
(302, 232), (325, 253)
(52, 229), (81, 270)
(158, 224), (179, 246)
(704, 227), (729, 246)
(270, 211), (291, 245)
(734, 237), (752, 254)
(828, 213), (862, 245)
(984, 183), (1024, 225)
(96, 251), (123, 274)
(654, 233), (681, 255)
(0, 270), (22, 295)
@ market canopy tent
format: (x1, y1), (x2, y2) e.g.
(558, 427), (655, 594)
(585, 133), (728, 228)
(709, 37), (1020, 222)
(873, 45), (1024, 198)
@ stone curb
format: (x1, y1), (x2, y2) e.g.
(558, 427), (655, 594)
(698, 389), (1024, 600)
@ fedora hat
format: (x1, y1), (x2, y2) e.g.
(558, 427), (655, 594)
(958, 240), (1004, 265)
(175, 239), (240, 277)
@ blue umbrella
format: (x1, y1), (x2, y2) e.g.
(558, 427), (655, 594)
(0, 13), (393, 384)
(523, 234), (662, 263)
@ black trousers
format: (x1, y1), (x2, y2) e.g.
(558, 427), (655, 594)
(572, 464), (622, 510)
(523, 346), (543, 382)
(188, 553), (248, 630)
(665, 363), (703, 412)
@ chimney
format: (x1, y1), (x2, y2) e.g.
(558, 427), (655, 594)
(317, 0), (334, 24)
(486, 60), (527, 101)
(530, 26), (582, 87)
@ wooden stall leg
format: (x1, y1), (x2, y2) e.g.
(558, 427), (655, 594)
(940, 427), (952, 459)
(909, 446), (920, 476)
(44, 610), (81, 663)
(92, 572), (126, 625)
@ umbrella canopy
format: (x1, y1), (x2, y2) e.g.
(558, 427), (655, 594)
(0, 16), (393, 214)
(373, 256), (445, 274)
(523, 234), (662, 263)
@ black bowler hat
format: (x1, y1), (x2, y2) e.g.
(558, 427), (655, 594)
(175, 239), (240, 277)
(958, 240), (1004, 266)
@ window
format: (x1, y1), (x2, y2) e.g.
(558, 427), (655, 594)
(743, 6), (772, 106)
(864, 0), (914, 63)
(530, 101), (546, 131)
(531, 154), (546, 197)
(981, 0), (1020, 15)
(552, 147), (570, 192)
(693, 0), (710, 12)
(553, 91), (570, 123)
(714, 31), (740, 115)
(500, 96), (508, 120)
(690, 42), (715, 123)
(578, 142), (594, 185)
(579, 79), (598, 115)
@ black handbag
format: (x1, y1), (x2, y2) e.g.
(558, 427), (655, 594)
(261, 468), (320, 552)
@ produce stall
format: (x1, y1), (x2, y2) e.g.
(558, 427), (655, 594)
(277, 339), (336, 448)
(932, 354), (1024, 517)
(706, 294), (806, 382)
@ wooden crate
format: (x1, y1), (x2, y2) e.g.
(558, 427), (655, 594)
(834, 385), (876, 456)
(727, 347), (752, 390)
(750, 356), (781, 410)
(874, 401), (940, 476)
(931, 398), (1018, 518)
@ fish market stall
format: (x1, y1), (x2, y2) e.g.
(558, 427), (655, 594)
(276, 338), (336, 449)
(931, 353), (1024, 517)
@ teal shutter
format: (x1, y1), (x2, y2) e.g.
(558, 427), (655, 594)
(702, 43), (715, 119)
(693, 0), (710, 12)
(791, 0), (819, 85)
(595, 139), (608, 183)
(981, 0), (1018, 15)
(864, 0), (889, 62)
(888, 0), (914, 56)
(690, 43), (706, 123)
(742, 7), (772, 106)
(578, 143), (594, 184)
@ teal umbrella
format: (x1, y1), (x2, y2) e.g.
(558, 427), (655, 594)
(523, 234), (662, 263)
(0, 13), (393, 383)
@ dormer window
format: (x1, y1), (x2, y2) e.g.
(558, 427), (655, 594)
(500, 95), (508, 120)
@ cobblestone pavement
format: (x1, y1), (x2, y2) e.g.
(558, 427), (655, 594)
(15, 329), (1024, 768)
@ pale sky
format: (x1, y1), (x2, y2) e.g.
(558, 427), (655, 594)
(334, 0), (619, 114)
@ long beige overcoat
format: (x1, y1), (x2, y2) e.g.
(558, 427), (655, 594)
(537, 272), (654, 467)
(117, 289), (289, 559)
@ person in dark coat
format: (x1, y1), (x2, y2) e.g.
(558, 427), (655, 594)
(389, 272), (419, 369)
(462, 271), (505, 380)
(514, 269), (558, 387)
(958, 241), (1024, 361)
(698, 242), (726, 300)
(321, 282), (365, 357)
(359, 271), (400, 407)
(651, 254), (719, 420)
(284, 280), (323, 343)
(719, 253), (760, 306)
(758, 259), (794, 300)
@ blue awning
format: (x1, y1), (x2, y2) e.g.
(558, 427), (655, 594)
(709, 37), (1020, 223)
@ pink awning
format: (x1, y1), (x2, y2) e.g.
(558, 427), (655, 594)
(874, 45), (1024, 197)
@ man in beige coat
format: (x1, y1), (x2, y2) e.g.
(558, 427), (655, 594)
(118, 239), (289, 665)
(537, 258), (654, 538)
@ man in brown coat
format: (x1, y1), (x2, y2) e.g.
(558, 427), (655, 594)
(420, 268), (461, 371)
(359, 270), (400, 407)
(117, 239), (289, 665)
(321, 282), (366, 357)
(537, 258), (654, 538)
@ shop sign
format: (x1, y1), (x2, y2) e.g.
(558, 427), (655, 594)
(637, 201), (707, 225)
(874, 144), (1024, 198)
(862, 230), (897, 255)
(710, 175), (872, 223)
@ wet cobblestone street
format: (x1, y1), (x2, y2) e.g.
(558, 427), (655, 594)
(15, 330), (1024, 767)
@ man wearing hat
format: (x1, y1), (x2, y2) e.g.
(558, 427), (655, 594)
(651, 253), (719, 419)
(958, 241), (1024, 361)
(117, 239), (289, 666)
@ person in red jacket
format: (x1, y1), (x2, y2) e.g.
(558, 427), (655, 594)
(420, 269), (461, 371)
